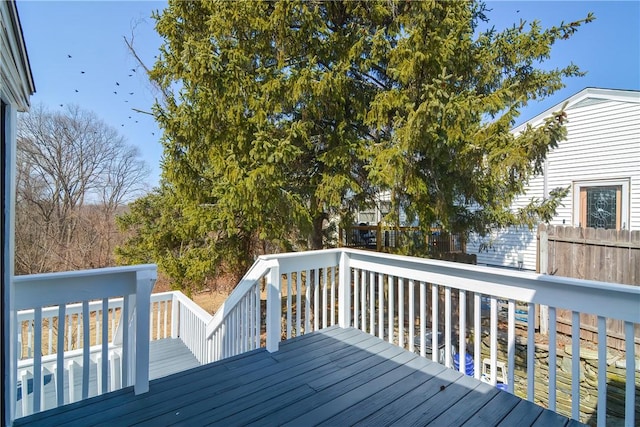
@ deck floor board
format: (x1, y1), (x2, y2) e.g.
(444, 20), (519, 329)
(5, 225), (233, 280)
(15, 327), (583, 427)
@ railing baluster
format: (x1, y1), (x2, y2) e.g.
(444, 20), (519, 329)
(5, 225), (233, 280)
(331, 267), (336, 327)
(242, 295), (248, 353)
(474, 293), (481, 380)
(548, 306), (557, 412)
(361, 270), (367, 333)
(624, 321), (635, 426)
(33, 308), (42, 413)
(314, 268), (319, 331)
(409, 280), (415, 353)
(388, 276), (394, 344)
(353, 269), (360, 331)
(248, 290), (254, 349)
(459, 290), (466, 373)
(162, 301), (166, 340)
(527, 302), (535, 400)
(82, 301), (90, 400)
(156, 301), (161, 340)
(571, 310), (580, 419)
(369, 271), (375, 335)
(378, 273), (384, 339)
(597, 316), (607, 426)
(322, 268), (328, 329)
(305, 269), (311, 334)
(444, 286), (451, 368)
(287, 273), (292, 339)
(101, 298), (109, 395)
(122, 296), (130, 387)
(398, 278), (404, 349)
(431, 284), (438, 363)
(255, 284), (261, 347)
(508, 299), (515, 391)
(296, 271), (302, 336)
(20, 369), (29, 416)
(490, 296), (498, 385)
(421, 282), (427, 359)
(57, 304), (66, 406)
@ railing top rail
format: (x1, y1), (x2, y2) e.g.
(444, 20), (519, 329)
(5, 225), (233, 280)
(342, 248), (640, 323)
(14, 264), (157, 311)
(14, 264), (157, 283)
(205, 258), (273, 338)
(169, 291), (213, 323)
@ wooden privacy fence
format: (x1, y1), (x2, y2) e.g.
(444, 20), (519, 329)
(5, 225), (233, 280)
(537, 224), (640, 352)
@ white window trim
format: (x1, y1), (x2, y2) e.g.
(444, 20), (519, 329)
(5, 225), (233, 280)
(573, 178), (630, 229)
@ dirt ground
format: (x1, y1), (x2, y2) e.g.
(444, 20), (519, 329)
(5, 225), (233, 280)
(191, 290), (230, 315)
(153, 274), (234, 315)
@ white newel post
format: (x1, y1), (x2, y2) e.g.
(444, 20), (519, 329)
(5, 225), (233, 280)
(538, 228), (549, 335)
(266, 263), (281, 353)
(134, 269), (156, 395)
(338, 252), (351, 328)
(171, 293), (179, 339)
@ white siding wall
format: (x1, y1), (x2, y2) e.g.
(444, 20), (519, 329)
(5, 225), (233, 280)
(468, 94), (640, 271)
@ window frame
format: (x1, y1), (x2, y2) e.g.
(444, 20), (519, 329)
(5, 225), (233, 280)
(573, 178), (630, 230)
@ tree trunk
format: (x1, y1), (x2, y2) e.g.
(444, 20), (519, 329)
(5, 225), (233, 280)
(310, 214), (325, 250)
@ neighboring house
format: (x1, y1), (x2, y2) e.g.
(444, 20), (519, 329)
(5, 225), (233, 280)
(1, 1), (35, 424)
(468, 87), (640, 271)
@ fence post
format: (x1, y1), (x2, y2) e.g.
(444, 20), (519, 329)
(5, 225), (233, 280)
(266, 263), (281, 353)
(338, 252), (351, 328)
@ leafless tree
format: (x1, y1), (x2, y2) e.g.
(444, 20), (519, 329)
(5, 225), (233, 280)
(15, 104), (149, 274)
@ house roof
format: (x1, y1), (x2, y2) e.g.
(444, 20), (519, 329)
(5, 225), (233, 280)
(1, 0), (36, 110)
(513, 87), (640, 133)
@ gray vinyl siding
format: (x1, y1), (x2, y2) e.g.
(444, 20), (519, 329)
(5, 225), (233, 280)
(468, 92), (640, 271)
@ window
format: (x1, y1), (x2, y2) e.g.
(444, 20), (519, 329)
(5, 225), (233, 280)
(574, 179), (629, 230)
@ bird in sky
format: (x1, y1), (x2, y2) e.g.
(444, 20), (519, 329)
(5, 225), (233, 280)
(128, 74), (132, 77)
(131, 68), (136, 72)
(80, 71), (85, 74)
(67, 54), (72, 58)
(129, 92), (134, 95)
(75, 89), (79, 92)
(116, 82), (120, 86)
(113, 91), (117, 95)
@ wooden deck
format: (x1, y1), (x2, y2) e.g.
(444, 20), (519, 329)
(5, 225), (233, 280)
(16, 327), (583, 426)
(15, 338), (200, 418)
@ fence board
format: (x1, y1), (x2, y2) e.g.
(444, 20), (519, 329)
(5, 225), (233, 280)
(538, 224), (640, 352)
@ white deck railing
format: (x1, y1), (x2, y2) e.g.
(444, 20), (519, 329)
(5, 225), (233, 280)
(11, 265), (157, 421)
(205, 248), (639, 426)
(13, 288), (211, 419)
(151, 291), (212, 363)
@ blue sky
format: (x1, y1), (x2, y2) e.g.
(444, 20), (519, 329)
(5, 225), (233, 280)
(16, 1), (640, 189)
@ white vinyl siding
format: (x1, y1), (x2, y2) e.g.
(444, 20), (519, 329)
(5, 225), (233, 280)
(468, 90), (640, 271)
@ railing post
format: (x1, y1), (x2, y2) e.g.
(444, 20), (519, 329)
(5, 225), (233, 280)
(266, 263), (281, 353)
(171, 292), (179, 339)
(133, 269), (156, 395)
(338, 251), (351, 328)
